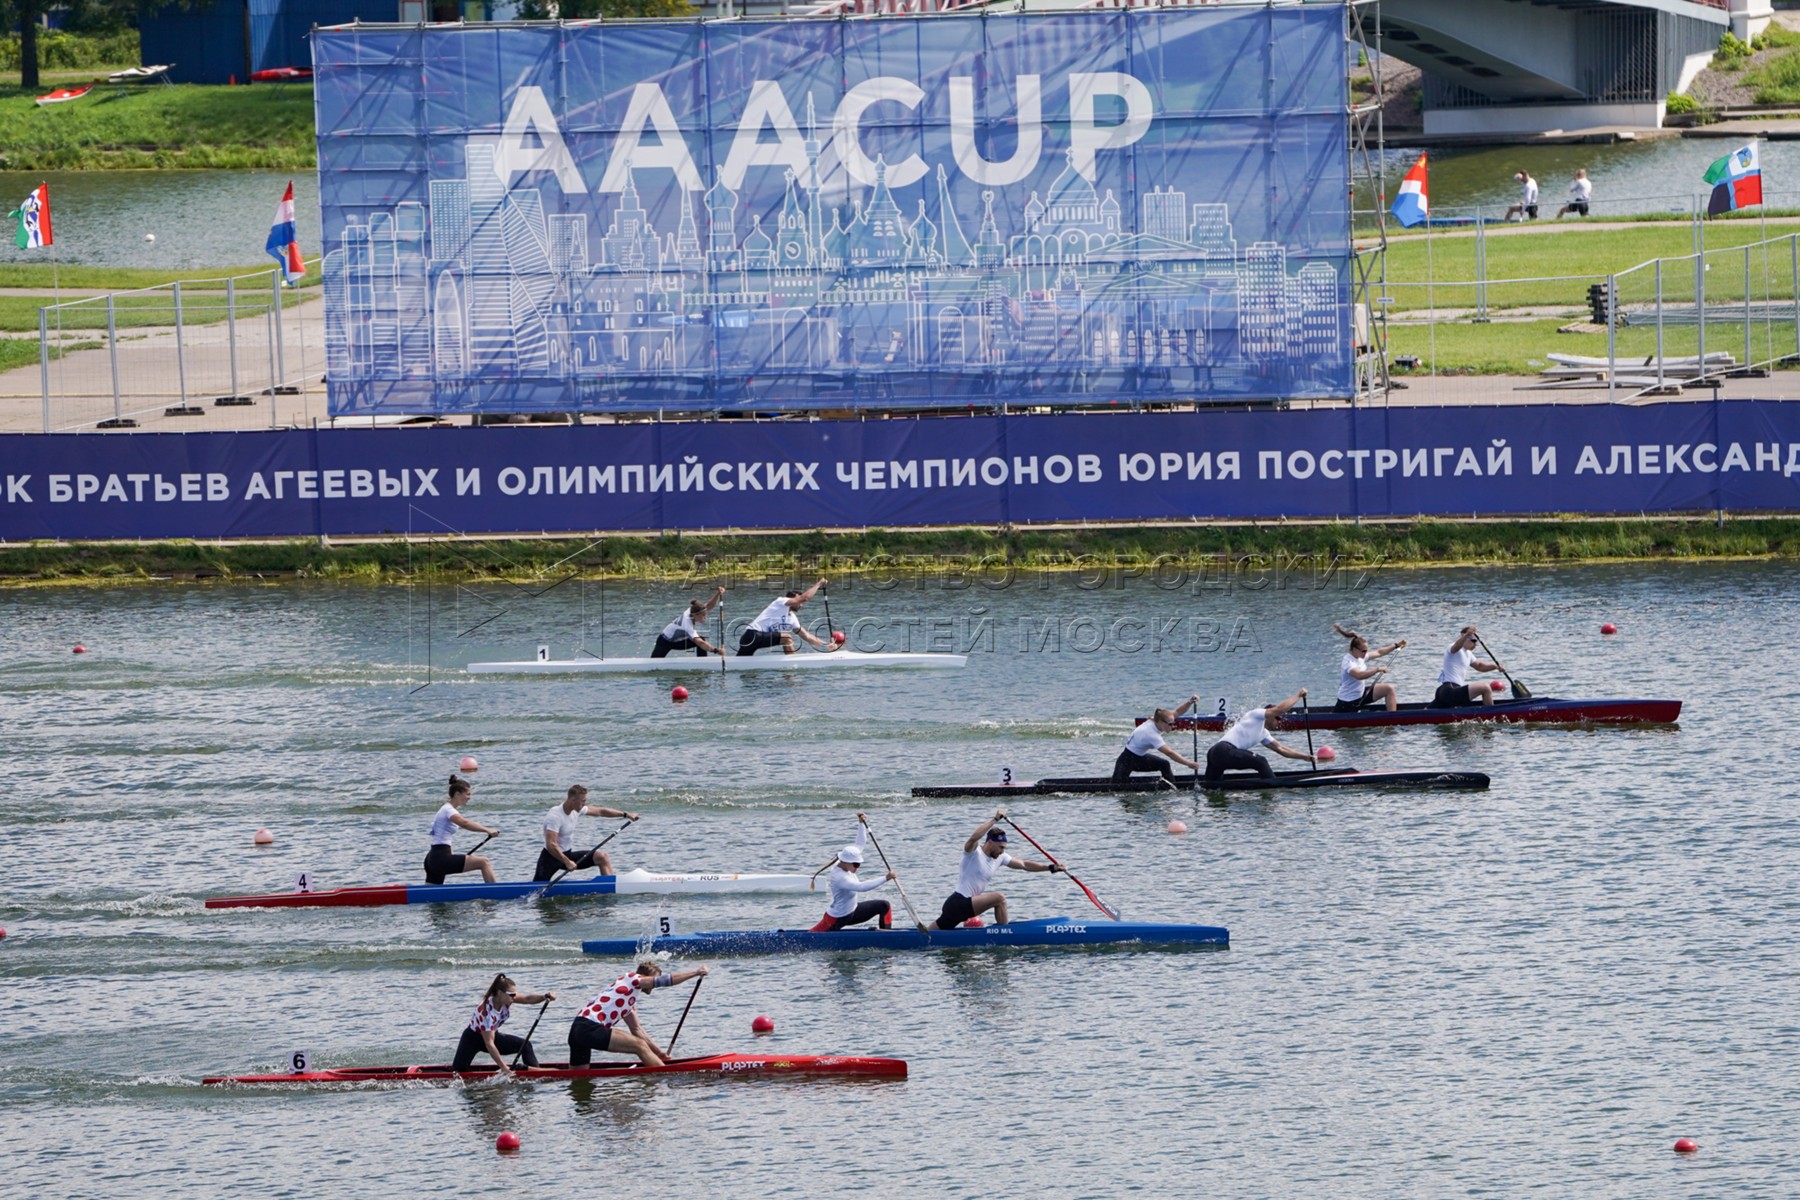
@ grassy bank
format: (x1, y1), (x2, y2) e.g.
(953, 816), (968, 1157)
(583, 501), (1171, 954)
(3, 519), (1796, 585)
(0, 83), (315, 171)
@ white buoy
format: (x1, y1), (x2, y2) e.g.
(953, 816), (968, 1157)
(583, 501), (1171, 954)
(144, 233), (156, 243)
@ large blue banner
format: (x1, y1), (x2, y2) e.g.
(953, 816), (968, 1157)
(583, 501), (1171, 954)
(309, 8), (1351, 416)
(4, 404), (1800, 541)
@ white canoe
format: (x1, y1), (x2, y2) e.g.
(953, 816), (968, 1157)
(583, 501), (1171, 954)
(614, 868), (813, 895)
(467, 651), (967, 674)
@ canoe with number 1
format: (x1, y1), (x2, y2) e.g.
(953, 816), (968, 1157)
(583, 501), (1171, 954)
(203, 1052), (906, 1085)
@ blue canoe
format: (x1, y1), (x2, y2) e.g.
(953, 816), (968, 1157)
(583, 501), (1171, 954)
(581, 916), (1228, 956)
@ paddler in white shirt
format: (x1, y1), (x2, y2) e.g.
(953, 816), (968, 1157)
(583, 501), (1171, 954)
(1433, 625), (1503, 707)
(929, 810), (1061, 930)
(1332, 623), (1406, 712)
(736, 578), (837, 656)
(1114, 695), (1205, 783)
(533, 785), (640, 883)
(809, 814), (896, 931)
(425, 774), (498, 884)
(651, 585), (727, 658)
(1203, 691), (1315, 780)
(568, 961), (709, 1068)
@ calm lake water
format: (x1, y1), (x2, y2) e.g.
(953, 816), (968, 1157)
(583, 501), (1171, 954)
(0, 133), (1791, 275)
(2, 561), (1796, 1197)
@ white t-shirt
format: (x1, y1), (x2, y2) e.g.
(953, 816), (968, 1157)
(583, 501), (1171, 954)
(1124, 720), (1167, 757)
(955, 847), (1012, 899)
(1521, 176), (1539, 206)
(543, 803), (584, 853)
(750, 596), (799, 634)
(1570, 177), (1592, 202)
(1440, 647), (1475, 686)
(429, 802), (459, 846)
(1221, 708), (1275, 751)
(825, 865), (889, 917)
(1339, 653), (1371, 703)
(661, 609), (697, 641)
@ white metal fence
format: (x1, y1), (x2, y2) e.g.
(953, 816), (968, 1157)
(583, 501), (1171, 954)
(34, 263), (322, 432)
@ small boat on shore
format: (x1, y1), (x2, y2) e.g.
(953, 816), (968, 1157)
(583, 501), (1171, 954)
(205, 868), (812, 909)
(581, 916), (1228, 956)
(1164, 696), (1680, 731)
(467, 651), (965, 674)
(911, 768), (1489, 799)
(204, 1052), (906, 1085)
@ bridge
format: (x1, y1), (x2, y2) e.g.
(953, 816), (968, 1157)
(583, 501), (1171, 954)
(725, 0), (1772, 137)
(1377, 0), (1773, 136)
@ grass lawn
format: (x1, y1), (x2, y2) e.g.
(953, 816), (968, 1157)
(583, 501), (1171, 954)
(1387, 314), (1800, 375)
(0, 264), (281, 289)
(0, 284), (316, 333)
(0, 83), (315, 170)
(0, 336), (102, 372)
(1379, 221), (1797, 312)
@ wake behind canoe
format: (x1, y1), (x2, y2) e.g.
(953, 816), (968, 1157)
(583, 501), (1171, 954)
(911, 769), (1490, 799)
(203, 1052), (906, 1085)
(1166, 696), (1680, 731)
(467, 652), (965, 675)
(205, 869), (813, 910)
(581, 916), (1228, 956)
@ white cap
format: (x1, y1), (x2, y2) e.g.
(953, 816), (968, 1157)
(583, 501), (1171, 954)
(838, 845), (864, 865)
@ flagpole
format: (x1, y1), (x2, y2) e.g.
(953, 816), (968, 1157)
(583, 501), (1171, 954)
(1426, 199), (1435, 380)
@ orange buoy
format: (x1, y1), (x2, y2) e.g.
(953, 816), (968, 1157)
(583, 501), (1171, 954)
(253, 828), (274, 846)
(751, 1014), (774, 1034)
(496, 1130), (521, 1153)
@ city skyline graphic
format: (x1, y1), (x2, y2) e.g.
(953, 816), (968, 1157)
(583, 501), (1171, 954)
(320, 109), (1350, 414)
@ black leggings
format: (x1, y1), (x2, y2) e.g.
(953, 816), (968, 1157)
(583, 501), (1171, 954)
(567, 1016), (615, 1066)
(1205, 742), (1272, 780)
(737, 629), (783, 656)
(1112, 749), (1174, 784)
(453, 1027), (538, 1071)
(812, 899), (892, 931)
(423, 843), (466, 885)
(651, 634), (707, 659)
(533, 847), (597, 883)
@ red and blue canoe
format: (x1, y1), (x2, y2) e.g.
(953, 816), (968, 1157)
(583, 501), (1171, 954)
(1163, 696), (1680, 732)
(204, 868), (810, 909)
(204, 1052), (905, 1085)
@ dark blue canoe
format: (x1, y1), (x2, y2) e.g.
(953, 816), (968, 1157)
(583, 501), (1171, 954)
(581, 916), (1228, 956)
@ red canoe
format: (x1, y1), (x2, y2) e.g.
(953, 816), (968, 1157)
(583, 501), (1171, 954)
(36, 84), (94, 106)
(203, 1052), (906, 1085)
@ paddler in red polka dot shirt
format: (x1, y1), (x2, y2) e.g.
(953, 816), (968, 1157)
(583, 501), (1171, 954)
(568, 960), (708, 1068)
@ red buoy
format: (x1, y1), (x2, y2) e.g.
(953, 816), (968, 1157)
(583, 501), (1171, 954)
(831, 631), (846, 645)
(496, 1130), (521, 1153)
(252, 828), (274, 846)
(0, 928), (7, 940)
(459, 756), (479, 772)
(1673, 1138), (1698, 1154)
(1316, 745), (1337, 762)
(1601, 623), (1618, 635)
(1166, 820), (1188, 835)
(671, 686), (689, 702)
(1491, 680), (1507, 692)
(751, 1014), (775, 1034)
(72, 645), (86, 654)
(962, 917), (984, 928)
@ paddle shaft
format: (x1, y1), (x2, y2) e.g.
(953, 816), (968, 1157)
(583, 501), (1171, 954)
(1300, 693), (1316, 761)
(860, 817), (928, 931)
(1001, 816), (1121, 921)
(822, 585), (835, 646)
(510, 998), (551, 1069)
(666, 975), (703, 1055)
(718, 593), (727, 674)
(534, 817), (634, 897)
(1472, 633), (1529, 698)
(466, 832), (495, 856)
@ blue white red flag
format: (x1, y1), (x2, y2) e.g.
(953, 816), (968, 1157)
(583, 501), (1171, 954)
(1391, 154), (1428, 228)
(265, 181), (304, 285)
